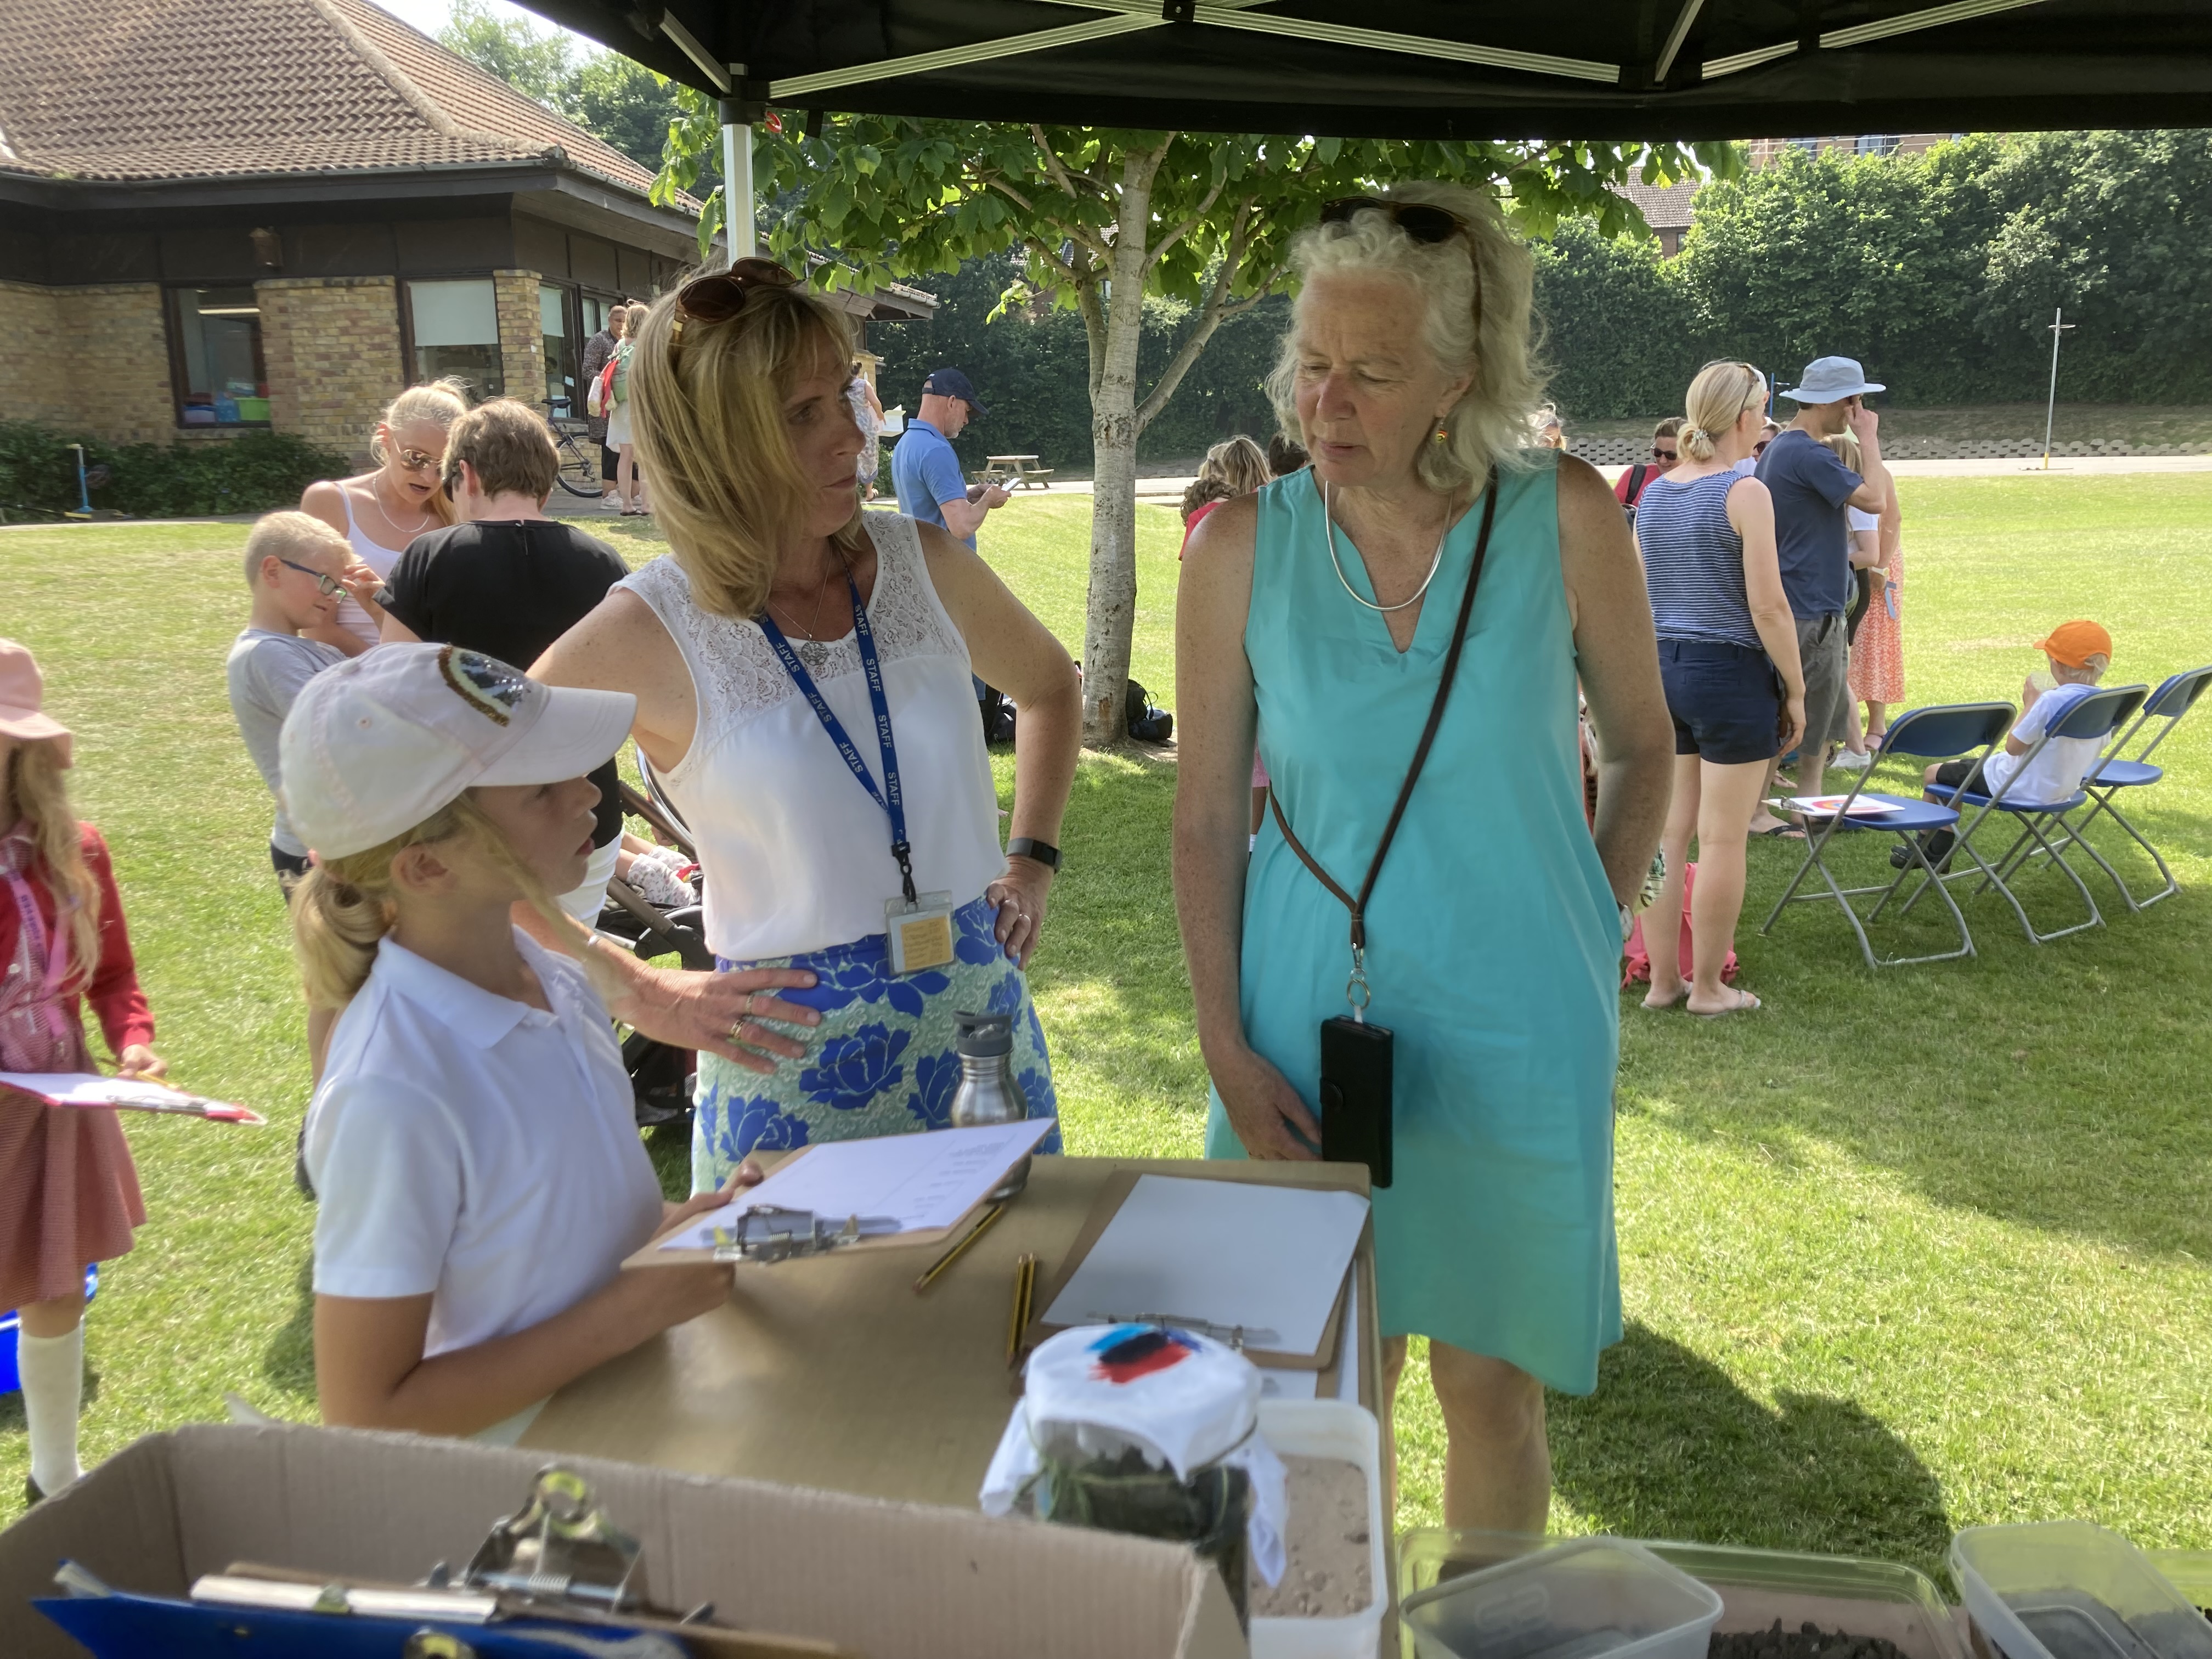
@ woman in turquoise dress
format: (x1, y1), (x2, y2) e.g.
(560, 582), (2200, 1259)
(1173, 186), (1674, 1530)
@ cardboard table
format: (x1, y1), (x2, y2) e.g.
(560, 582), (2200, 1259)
(523, 1155), (1383, 1509)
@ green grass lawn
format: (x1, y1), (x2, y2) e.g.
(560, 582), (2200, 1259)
(4, 477), (2210, 1577)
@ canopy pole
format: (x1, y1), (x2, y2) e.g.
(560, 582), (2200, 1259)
(719, 95), (755, 267)
(2042, 306), (2075, 471)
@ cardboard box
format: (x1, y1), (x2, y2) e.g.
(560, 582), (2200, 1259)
(0, 1421), (1245, 1659)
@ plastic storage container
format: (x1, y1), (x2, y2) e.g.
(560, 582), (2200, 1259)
(2142, 1553), (2212, 1616)
(1250, 1398), (1390, 1659)
(0, 1263), (99, 1395)
(1403, 1533), (1967, 1659)
(1400, 1535), (1724, 1659)
(1951, 1522), (2212, 1659)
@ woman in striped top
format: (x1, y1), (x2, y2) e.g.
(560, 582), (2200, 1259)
(1632, 362), (1807, 1017)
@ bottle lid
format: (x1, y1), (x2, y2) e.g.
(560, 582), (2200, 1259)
(954, 1009), (1014, 1057)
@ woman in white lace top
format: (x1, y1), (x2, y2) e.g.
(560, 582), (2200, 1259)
(536, 261), (1081, 1190)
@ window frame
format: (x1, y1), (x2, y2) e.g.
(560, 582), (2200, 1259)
(399, 274), (507, 403)
(163, 284), (273, 430)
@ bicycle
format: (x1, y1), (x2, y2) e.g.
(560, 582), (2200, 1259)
(541, 398), (606, 499)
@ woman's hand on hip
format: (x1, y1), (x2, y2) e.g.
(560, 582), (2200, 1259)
(987, 856), (1053, 970)
(1211, 1042), (1321, 1162)
(617, 964), (821, 1075)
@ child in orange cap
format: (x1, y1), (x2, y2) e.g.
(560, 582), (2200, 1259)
(1900, 620), (2114, 866)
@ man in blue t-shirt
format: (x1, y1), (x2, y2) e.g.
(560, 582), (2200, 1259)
(891, 368), (1008, 552)
(1757, 355), (1894, 814)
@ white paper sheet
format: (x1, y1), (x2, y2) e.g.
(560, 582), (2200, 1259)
(657, 1118), (1057, 1251)
(1258, 1276), (1364, 1402)
(1042, 1176), (1369, 1359)
(0, 1070), (262, 1123)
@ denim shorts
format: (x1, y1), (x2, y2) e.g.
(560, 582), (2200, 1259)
(1659, 639), (1784, 766)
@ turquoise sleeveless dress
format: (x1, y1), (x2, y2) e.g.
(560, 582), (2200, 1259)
(1203, 455), (1623, 1395)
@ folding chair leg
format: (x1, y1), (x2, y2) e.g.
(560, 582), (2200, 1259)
(2001, 812), (2104, 943)
(2082, 790), (2179, 911)
(1763, 828), (1976, 968)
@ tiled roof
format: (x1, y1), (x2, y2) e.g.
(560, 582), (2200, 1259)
(1612, 177), (1703, 232)
(0, 0), (686, 207)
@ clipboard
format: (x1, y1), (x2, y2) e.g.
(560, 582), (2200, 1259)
(1019, 1167), (1364, 1370)
(625, 1121), (1048, 1269)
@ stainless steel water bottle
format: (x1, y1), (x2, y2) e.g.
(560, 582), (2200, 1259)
(950, 1009), (1031, 1197)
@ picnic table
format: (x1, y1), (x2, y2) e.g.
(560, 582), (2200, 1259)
(974, 453), (1055, 490)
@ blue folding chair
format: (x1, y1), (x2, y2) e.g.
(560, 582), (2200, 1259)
(1762, 701), (2014, 969)
(2057, 664), (2212, 911)
(1916, 683), (2149, 945)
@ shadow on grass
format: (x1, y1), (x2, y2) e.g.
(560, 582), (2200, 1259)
(261, 1254), (316, 1402)
(1552, 1322), (1951, 1571)
(1627, 804), (2212, 1263)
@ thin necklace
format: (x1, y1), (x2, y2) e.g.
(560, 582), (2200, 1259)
(766, 548), (850, 667)
(1323, 481), (1451, 613)
(370, 470), (433, 538)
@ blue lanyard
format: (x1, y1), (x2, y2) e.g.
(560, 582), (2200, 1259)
(757, 574), (919, 904)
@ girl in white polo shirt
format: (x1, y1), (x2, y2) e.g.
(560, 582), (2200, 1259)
(285, 643), (752, 1441)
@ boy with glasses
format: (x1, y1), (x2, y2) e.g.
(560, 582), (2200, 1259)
(227, 512), (358, 895)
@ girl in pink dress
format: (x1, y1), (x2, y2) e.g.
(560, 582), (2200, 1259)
(0, 640), (163, 1504)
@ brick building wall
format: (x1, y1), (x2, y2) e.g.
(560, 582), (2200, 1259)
(0, 280), (174, 445)
(257, 275), (405, 469)
(493, 269), (546, 414)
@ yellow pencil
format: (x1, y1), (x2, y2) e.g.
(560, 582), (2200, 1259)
(911, 1201), (1005, 1295)
(1007, 1254), (1037, 1367)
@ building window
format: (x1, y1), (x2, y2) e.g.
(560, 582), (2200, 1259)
(540, 283), (575, 415)
(1857, 134), (1900, 157)
(408, 279), (502, 399)
(170, 286), (270, 426)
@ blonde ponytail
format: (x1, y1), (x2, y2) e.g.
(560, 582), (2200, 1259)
(1681, 360), (1767, 463)
(292, 794), (620, 1011)
(3, 738), (100, 994)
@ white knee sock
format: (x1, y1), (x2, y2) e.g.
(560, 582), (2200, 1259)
(18, 1324), (85, 1494)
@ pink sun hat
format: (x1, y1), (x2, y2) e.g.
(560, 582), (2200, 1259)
(0, 639), (72, 767)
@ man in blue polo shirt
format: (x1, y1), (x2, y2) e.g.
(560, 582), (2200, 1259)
(1757, 354), (1894, 816)
(892, 368), (1009, 552)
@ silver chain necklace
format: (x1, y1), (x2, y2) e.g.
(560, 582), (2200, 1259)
(766, 549), (850, 670)
(1323, 481), (1451, 613)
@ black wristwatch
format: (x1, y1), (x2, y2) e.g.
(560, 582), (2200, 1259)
(1005, 837), (1062, 872)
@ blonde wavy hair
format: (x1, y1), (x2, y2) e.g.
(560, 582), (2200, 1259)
(1821, 428), (1864, 472)
(290, 793), (614, 1011)
(3, 737), (99, 995)
(367, 379), (468, 527)
(628, 274), (867, 619)
(1268, 183), (1545, 497)
(1680, 362), (1769, 462)
(1181, 435), (1271, 522)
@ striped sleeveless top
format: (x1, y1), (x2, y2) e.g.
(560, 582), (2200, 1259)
(1634, 468), (1762, 650)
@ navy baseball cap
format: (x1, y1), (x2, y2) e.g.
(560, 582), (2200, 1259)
(922, 368), (988, 417)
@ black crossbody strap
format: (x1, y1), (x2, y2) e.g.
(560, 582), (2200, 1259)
(1269, 479), (1500, 953)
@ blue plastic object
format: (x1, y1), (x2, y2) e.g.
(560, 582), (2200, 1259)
(0, 1262), (98, 1394)
(36, 1589), (685, 1657)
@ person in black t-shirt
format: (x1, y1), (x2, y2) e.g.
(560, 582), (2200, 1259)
(378, 399), (632, 919)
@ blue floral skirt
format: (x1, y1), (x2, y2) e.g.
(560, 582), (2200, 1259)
(692, 894), (1062, 1192)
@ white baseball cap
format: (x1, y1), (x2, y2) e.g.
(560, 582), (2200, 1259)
(280, 644), (635, 859)
(1780, 356), (1886, 404)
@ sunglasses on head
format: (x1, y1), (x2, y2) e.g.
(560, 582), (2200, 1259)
(669, 258), (802, 346)
(1319, 196), (1466, 244)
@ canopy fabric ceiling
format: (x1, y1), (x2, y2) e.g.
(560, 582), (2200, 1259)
(522, 0), (2212, 140)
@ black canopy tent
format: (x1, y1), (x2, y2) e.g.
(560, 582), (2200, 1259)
(521, 0), (2212, 141)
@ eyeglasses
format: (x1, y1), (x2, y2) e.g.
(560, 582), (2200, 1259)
(388, 447), (441, 473)
(1320, 197), (1466, 244)
(276, 557), (348, 597)
(669, 258), (801, 347)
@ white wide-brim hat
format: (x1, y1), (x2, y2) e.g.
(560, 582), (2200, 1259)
(280, 644), (635, 860)
(1781, 356), (1886, 404)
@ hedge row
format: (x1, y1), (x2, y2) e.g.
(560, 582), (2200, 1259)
(0, 425), (349, 522)
(871, 130), (2212, 467)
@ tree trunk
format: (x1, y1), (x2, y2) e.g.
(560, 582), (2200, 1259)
(1080, 145), (1166, 748)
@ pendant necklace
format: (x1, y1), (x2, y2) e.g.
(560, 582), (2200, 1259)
(1323, 481), (1451, 613)
(768, 551), (845, 670)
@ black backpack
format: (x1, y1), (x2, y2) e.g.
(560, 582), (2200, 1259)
(1125, 676), (1173, 744)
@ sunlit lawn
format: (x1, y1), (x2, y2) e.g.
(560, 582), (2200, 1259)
(4, 475), (2209, 1575)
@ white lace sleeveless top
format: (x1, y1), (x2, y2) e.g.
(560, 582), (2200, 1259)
(616, 512), (1005, 961)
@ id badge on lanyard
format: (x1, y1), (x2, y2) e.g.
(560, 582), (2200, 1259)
(759, 572), (958, 975)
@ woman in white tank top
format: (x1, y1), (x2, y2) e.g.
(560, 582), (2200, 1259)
(535, 264), (1082, 1192)
(299, 381), (467, 654)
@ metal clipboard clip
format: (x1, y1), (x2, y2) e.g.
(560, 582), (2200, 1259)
(1086, 1313), (1283, 1352)
(711, 1205), (900, 1263)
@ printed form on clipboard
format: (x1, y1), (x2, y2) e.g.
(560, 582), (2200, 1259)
(1035, 1173), (1370, 1367)
(636, 1118), (1057, 1265)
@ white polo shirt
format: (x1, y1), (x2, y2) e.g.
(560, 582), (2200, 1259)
(304, 929), (665, 1375)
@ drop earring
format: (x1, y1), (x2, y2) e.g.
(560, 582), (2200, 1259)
(1433, 423), (1449, 444)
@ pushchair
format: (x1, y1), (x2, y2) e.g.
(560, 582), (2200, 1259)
(595, 761), (712, 1130)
